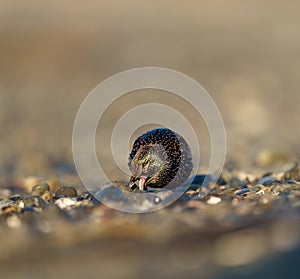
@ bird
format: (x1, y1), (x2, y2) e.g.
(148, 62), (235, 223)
(128, 128), (193, 191)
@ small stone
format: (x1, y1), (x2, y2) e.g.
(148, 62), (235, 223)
(198, 186), (210, 199)
(256, 189), (265, 195)
(17, 199), (25, 208)
(1, 204), (22, 214)
(54, 197), (77, 209)
(9, 195), (22, 202)
(31, 182), (50, 193)
(41, 190), (52, 202)
(257, 176), (280, 186)
(79, 192), (94, 201)
(206, 195), (222, 205)
(55, 186), (78, 198)
(185, 190), (198, 197)
(31, 183), (52, 202)
(23, 196), (47, 209)
(234, 188), (251, 195)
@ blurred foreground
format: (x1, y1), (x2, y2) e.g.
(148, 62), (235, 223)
(0, 164), (300, 279)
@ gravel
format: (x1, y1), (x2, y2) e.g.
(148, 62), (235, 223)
(0, 163), (299, 279)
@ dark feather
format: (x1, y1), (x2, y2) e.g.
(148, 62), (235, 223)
(128, 128), (193, 190)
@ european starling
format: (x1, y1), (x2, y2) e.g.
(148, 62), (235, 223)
(128, 128), (193, 191)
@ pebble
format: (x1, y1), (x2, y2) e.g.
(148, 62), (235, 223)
(23, 196), (47, 209)
(55, 186), (78, 198)
(9, 195), (22, 202)
(256, 189), (265, 195)
(206, 196), (222, 205)
(54, 197), (77, 210)
(0, 204), (22, 214)
(257, 176), (280, 186)
(31, 183), (52, 202)
(234, 188), (251, 195)
(79, 192), (94, 201)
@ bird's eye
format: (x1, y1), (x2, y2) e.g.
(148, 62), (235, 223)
(139, 155), (150, 165)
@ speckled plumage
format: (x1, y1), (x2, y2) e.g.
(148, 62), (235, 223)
(128, 128), (193, 190)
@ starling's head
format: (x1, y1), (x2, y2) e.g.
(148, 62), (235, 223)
(128, 128), (193, 191)
(129, 144), (167, 190)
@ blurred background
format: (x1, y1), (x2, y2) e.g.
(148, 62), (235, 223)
(0, 0), (299, 182)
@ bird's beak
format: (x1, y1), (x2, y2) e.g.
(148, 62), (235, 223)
(129, 176), (147, 191)
(138, 176), (147, 190)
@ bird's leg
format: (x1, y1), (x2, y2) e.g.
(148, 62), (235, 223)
(138, 176), (147, 191)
